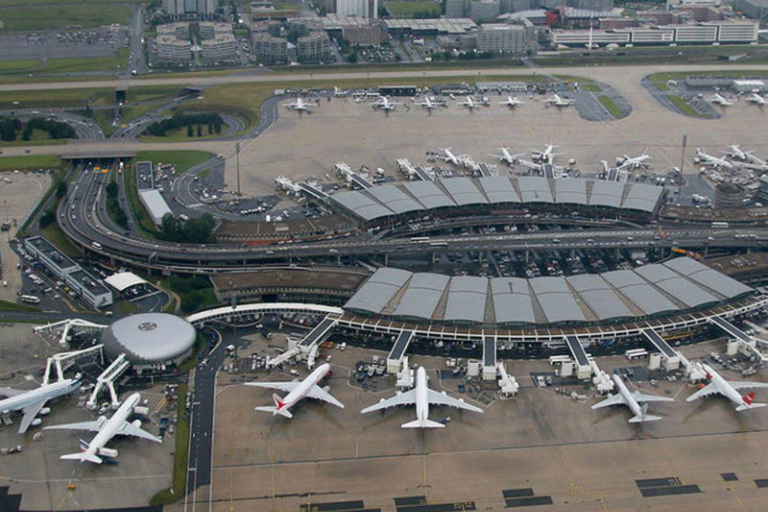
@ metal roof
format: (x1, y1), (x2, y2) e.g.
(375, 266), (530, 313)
(444, 276), (488, 323)
(478, 176), (521, 204)
(371, 185), (423, 214)
(621, 183), (663, 213)
(138, 189), (173, 225)
(517, 177), (554, 203)
(332, 190), (393, 221)
(529, 277), (585, 323)
(589, 180), (623, 208)
(103, 313), (196, 363)
(393, 273), (450, 320)
(490, 277), (535, 324)
(403, 181), (456, 209)
(344, 267), (411, 313)
(601, 269), (680, 315)
(555, 178), (587, 205)
(440, 178), (488, 206)
(663, 257), (753, 299)
(635, 263), (718, 308)
(104, 272), (148, 292)
(567, 274), (633, 320)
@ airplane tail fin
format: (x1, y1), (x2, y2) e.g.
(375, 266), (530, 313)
(61, 441), (102, 464)
(736, 392), (767, 411)
(255, 394), (294, 418)
(401, 418), (445, 429)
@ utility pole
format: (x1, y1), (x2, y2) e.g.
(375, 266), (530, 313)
(679, 134), (687, 206)
(236, 142), (241, 196)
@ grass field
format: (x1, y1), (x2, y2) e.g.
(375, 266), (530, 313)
(0, 299), (38, 312)
(0, 60), (42, 74)
(41, 223), (81, 257)
(123, 161), (156, 235)
(386, 1), (441, 18)
(598, 95), (623, 117)
(667, 94), (708, 118)
(136, 151), (214, 175)
(0, 87), (114, 110)
(149, 382), (189, 506)
(0, 4), (132, 31)
(0, 154), (60, 171)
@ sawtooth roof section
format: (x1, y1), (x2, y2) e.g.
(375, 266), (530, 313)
(332, 190), (393, 221)
(600, 269), (680, 316)
(529, 277), (585, 323)
(491, 277), (535, 324)
(663, 257), (753, 299)
(370, 185), (423, 214)
(555, 178), (587, 205)
(444, 276), (488, 323)
(402, 181), (456, 209)
(440, 177), (488, 206)
(621, 183), (663, 213)
(567, 274), (633, 321)
(478, 176), (521, 204)
(343, 267), (411, 314)
(635, 263), (718, 308)
(393, 273), (450, 320)
(589, 180), (624, 208)
(517, 176), (554, 203)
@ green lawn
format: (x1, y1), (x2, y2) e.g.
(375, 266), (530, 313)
(0, 60), (42, 74)
(667, 94), (708, 118)
(41, 223), (81, 257)
(135, 151), (214, 175)
(40, 50), (130, 74)
(0, 299), (38, 312)
(598, 95), (623, 117)
(386, 1), (441, 17)
(0, 155), (61, 171)
(0, 4), (132, 31)
(123, 161), (157, 235)
(0, 87), (114, 110)
(149, 383), (189, 506)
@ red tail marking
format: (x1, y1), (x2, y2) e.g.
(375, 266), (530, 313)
(743, 392), (755, 405)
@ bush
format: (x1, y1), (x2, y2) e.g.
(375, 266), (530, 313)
(39, 210), (55, 229)
(146, 111), (224, 137)
(158, 213), (215, 244)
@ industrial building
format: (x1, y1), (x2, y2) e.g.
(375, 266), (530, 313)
(139, 189), (173, 226)
(100, 313), (196, 372)
(24, 236), (113, 309)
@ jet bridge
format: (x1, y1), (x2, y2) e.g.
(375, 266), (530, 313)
(44, 345), (103, 385)
(34, 319), (107, 347)
(482, 335), (497, 381)
(387, 329), (414, 373)
(642, 328), (682, 370)
(710, 316), (768, 362)
(86, 353), (130, 410)
(267, 315), (339, 368)
(564, 336), (593, 380)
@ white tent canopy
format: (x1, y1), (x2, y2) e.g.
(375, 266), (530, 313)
(105, 272), (148, 292)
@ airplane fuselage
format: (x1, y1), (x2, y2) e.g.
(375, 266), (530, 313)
(414, 367), (430, 423)
(0, 379), (79, 415)
(702, 363), (745, 407)
(278, 363), (331, 413)
(612, 375), (643, 418)
(83, 393), (141, 460)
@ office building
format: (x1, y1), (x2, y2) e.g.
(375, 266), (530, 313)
(475, 23), (537, 54)
(469, 0), (501, 22)
(337, 0), (378, 18)
(297, 31), (332, 61)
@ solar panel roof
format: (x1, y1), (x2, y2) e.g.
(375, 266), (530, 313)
(440, 178), (488, 206)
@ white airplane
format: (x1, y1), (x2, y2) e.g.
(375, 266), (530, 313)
(617, 149), (652, 170)
(439, 147), (460, 166)
(696, 147), (734, 170)
(544, 94), (575, 107)
(45, 393), (160, 464)
(499, 96), (525, 108)
(460, 96), (481, 110)
(532, 143), (559, 164)
(284, 98), (318, 113)
(492, 147), (525, 166)
(709, 93), (734, 107)
(361, 367), (482, 428)
(747, 93), (768, 106)
(372, 96), (400, 111)
(726, 144), (751, 161)
(418, 96), (445, 111)
(592, 374), (674, 423)
(687, 363), (768, 411)
(333, 86), (348, 97)
(245, 363), (344, 418)
(0, 376), (81, 433)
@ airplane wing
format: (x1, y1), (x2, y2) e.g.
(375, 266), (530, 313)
(426, 389), (483, 413)
(727, 381), (768, 391)
(244, 381), (301, 393)
(119, 421), (162, 443)
(44, 418), (105, 432)
(18, 399), (47, 433)
(0, 387), (23, 398)
(591, 393), (625, 410)
(305, 385), (344, 409)
(686, 383), (720, 402)
(632, 391), (674, 403)
(361, 389), (417, 414)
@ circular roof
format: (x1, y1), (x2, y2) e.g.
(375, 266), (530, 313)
(102, 313), (196, 363)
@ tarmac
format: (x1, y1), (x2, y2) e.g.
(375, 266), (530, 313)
(175, 335), (768, 512)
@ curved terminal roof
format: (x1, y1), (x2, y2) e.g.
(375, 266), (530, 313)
(101, 313), (196, 363)
(104, 272), (147, 292)
(329, 176), (663, 222)
(344, 257), (751, 326)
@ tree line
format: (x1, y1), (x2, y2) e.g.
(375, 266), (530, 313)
(0, 116), (76, 142)
(158, 212), (215, 244)
(145, 111), (224, 137)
